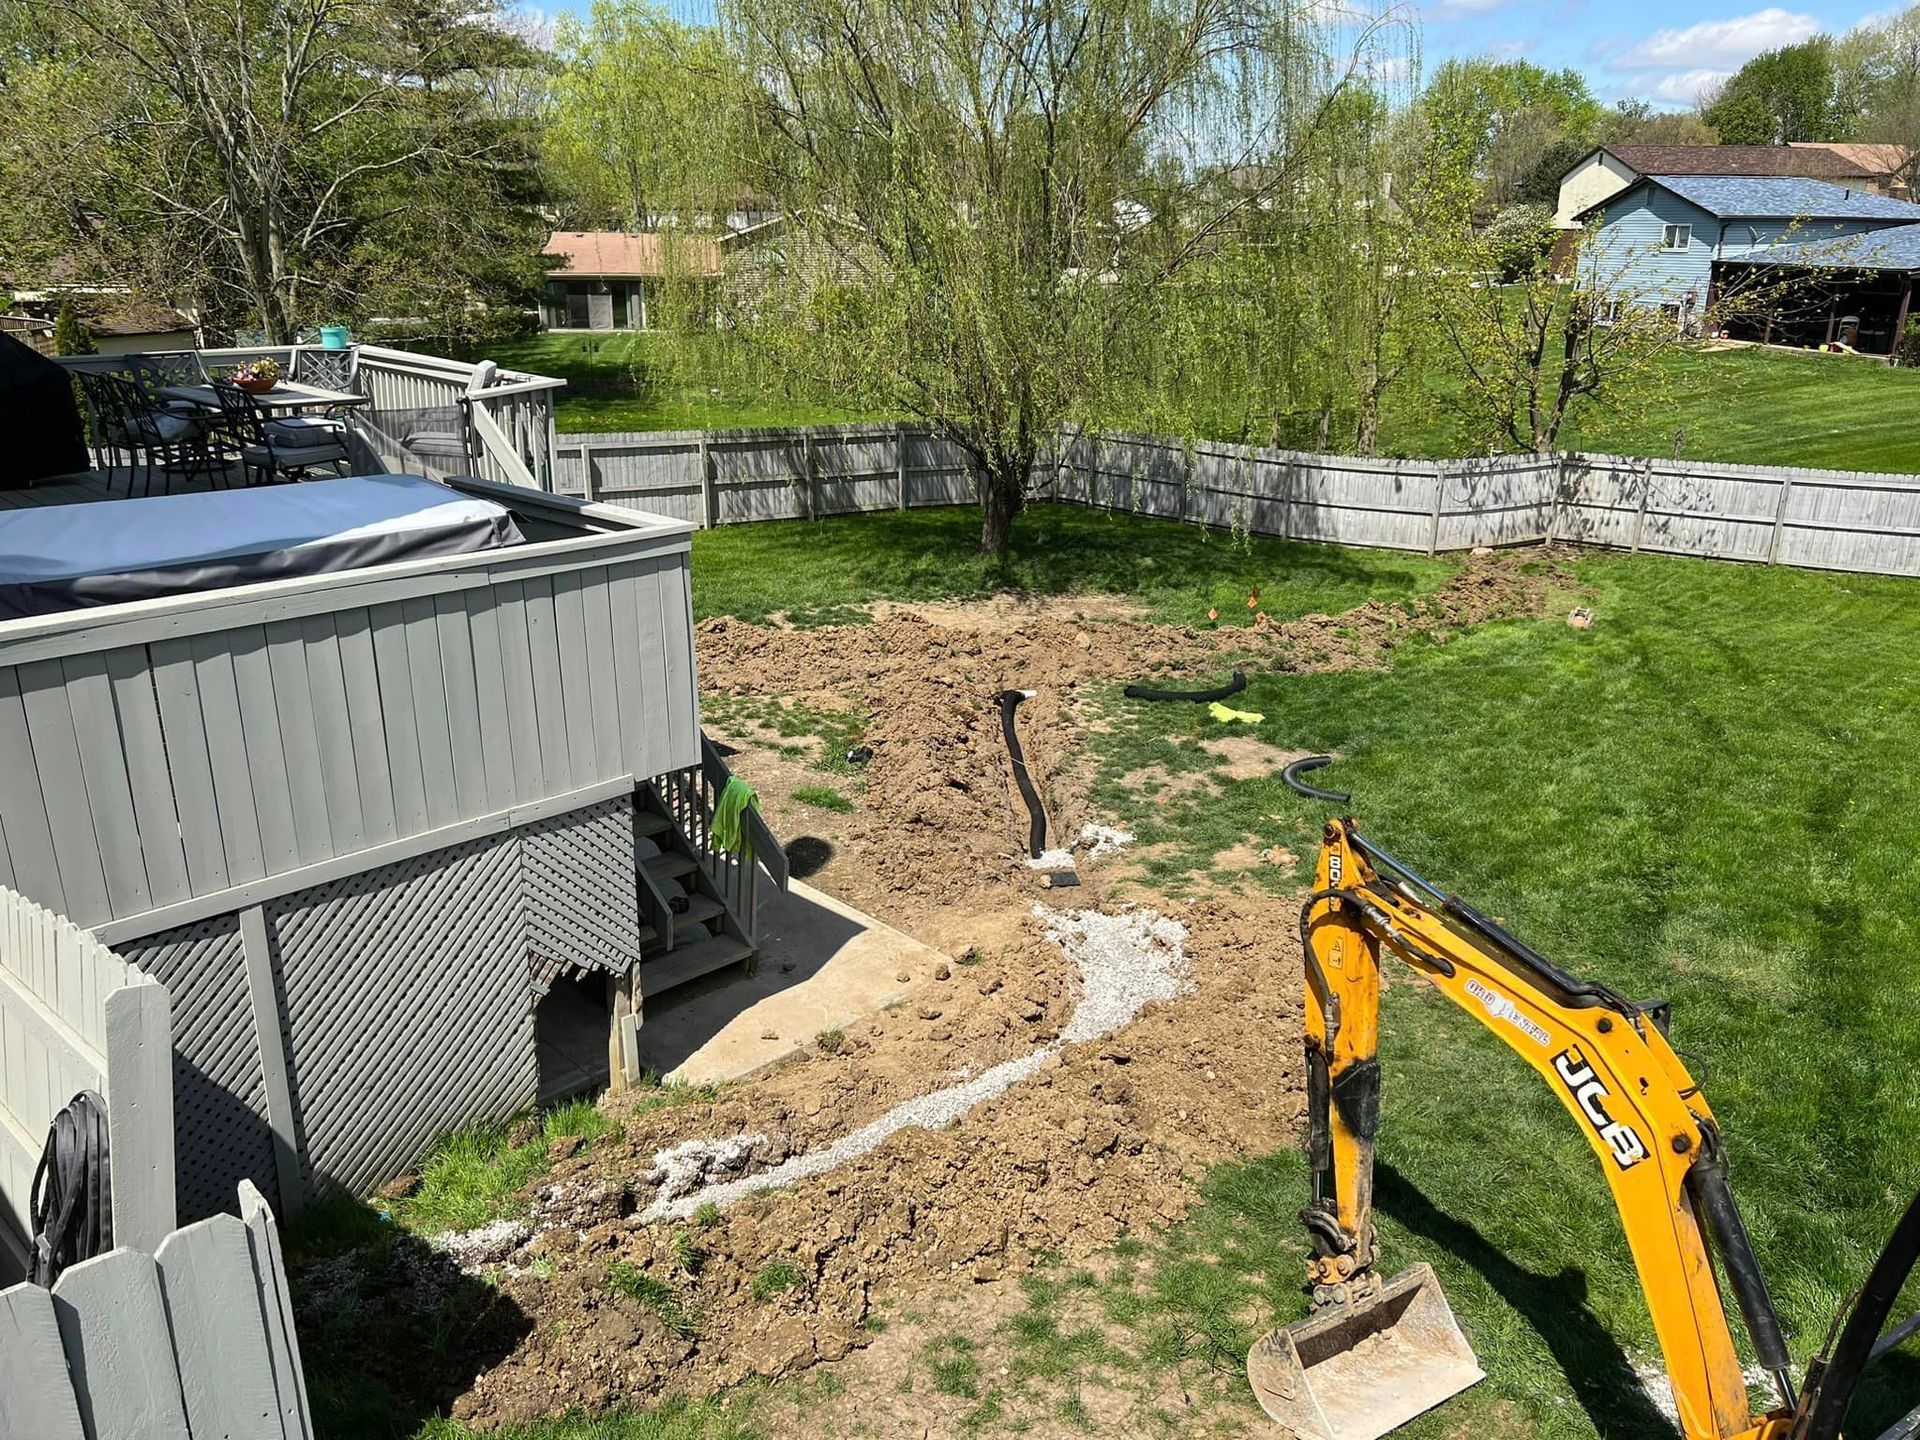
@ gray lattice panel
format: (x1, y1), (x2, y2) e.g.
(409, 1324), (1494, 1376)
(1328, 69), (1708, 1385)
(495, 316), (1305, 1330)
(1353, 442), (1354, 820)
(118, 916), (279, 1224)
(522, 796), (642, 977)
(267, 834), (536, 1196)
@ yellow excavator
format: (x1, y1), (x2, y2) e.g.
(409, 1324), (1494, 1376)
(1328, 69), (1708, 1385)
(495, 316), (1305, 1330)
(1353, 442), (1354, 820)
(1248, 757), (1920, 1440)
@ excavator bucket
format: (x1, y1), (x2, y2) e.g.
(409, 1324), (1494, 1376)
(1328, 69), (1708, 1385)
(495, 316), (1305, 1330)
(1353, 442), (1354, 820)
(1246, 1264), (1484, 1440)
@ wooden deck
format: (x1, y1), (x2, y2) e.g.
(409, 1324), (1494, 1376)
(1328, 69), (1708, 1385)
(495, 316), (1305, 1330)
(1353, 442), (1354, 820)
(0, 467), (246, 510)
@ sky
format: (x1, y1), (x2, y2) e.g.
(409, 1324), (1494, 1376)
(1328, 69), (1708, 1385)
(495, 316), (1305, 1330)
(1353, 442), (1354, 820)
(1422, 0), (1897, 108)
(529, 0), (1901, 114)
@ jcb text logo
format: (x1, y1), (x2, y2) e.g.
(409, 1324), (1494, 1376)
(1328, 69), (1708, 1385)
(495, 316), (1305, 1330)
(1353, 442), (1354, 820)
(1553, 1048), (1649, 1170)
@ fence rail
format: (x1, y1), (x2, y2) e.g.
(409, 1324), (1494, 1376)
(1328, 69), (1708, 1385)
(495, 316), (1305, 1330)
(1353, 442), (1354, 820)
(546, 422), (1920, 580)
(0, 1180), (313, 1439)
(0, 891), (173, 1278)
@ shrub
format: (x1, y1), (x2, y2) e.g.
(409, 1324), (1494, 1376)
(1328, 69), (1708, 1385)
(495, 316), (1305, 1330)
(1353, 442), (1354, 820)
(51, 300), (95, 356)
(1900, 316), (1920, 367)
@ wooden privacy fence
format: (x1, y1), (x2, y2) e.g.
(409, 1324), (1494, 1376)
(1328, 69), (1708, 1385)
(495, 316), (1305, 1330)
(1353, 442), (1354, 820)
(0, 889), (173, 1281)
(553, 424), (976, 526)
(546, 423), (1920, 579)
(0, 1180), (314, 1440)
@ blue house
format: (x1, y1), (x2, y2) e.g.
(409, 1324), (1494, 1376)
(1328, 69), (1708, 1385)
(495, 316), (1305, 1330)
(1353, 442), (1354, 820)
(1577, 176), (1920, 344)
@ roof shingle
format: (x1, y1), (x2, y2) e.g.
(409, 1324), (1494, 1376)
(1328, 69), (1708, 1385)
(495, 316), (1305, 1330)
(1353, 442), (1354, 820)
(1610, 145), (1875, 179)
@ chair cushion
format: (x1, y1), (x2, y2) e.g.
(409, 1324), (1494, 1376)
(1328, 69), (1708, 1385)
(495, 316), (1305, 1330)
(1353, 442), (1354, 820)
(401, 429), (468, 458)
(122, 412), (200, 444)
(242, 439), (348, 466)
(264, 416), (345, 444)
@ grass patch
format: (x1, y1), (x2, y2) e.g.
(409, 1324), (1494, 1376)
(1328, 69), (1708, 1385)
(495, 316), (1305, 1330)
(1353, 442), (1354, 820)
(474, 333), (868, 434)
(749, 1259), (807, 1301)
(1077, 548), (1920, 1436)
(793, 784), (853, 812)
(608, 1262), (699, 1337)
(814, 1028), (846, 1054)
(412, 1394), (766, 1439)
(702, 694), (868, 775)
(375, 1098), (613, 1236)
(691, 503), (1454, 627)
(922, 1334), (983, 1398)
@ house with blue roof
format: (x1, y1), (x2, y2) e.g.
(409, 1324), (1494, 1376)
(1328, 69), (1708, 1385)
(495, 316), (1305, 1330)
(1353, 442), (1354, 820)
(1577, 175), (1920, 354)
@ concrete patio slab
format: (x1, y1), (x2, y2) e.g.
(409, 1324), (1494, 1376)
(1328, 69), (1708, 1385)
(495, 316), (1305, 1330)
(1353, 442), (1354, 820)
(634, 879), (948, 1085)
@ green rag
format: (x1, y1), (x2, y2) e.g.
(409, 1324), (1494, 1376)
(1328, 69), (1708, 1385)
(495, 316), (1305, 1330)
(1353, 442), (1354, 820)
(1207, 701), (1266, 725)
(711, 776), (759, 856)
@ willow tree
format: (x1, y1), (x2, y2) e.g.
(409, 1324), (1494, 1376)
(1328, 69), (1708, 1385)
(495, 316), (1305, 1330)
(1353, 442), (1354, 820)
(546, 0), (743, 230)
(690, 0), (1404, 554)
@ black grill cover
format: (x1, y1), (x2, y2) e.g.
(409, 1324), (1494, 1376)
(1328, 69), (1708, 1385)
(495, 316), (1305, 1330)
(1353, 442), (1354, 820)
(0, 332), (89, 487)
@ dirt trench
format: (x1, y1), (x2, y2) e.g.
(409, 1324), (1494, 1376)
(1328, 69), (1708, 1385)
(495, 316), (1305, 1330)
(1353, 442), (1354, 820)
(313, 549), (1562, 1431)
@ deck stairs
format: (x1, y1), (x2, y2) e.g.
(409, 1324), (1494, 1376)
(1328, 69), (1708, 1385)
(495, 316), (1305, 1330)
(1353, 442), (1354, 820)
(632, 734), (790, 1002)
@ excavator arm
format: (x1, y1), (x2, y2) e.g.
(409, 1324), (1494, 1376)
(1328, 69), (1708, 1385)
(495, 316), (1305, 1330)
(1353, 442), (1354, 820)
(1288, 812), (1790, 1440)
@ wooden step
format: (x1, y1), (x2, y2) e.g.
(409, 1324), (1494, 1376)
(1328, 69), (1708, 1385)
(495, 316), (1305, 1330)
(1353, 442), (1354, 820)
(672, 894), (725, 934)
(643, 852), (698, 884)
(640, 935), (754, 999)
(634, 810), (674, 840)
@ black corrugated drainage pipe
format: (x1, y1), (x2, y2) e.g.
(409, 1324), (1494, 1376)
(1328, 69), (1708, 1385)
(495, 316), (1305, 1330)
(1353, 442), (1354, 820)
(998, 689), (1047, 860)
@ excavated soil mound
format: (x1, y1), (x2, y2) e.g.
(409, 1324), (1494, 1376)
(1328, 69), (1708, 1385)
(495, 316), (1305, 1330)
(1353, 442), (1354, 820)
(303, 550), (1565, 1431)
(699, 550), (1560, 913)
(449, 896), (1303, 1428)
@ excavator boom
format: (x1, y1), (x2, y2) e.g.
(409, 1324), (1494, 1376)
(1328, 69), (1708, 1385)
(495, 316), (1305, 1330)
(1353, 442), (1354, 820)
(1251, 759), (1799, 1440)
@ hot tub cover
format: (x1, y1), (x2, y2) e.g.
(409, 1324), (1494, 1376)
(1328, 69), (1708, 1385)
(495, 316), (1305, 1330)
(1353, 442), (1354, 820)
(0, 473), (526, 620)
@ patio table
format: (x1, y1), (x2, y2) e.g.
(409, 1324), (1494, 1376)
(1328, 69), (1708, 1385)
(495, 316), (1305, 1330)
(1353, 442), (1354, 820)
(159, 380), (369, 414)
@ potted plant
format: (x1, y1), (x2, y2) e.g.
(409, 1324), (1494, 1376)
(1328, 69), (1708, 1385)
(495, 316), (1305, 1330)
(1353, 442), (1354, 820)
(230, 356), (282, 394)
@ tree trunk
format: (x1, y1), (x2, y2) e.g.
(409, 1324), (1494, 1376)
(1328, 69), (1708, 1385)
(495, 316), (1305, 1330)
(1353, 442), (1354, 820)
(979, 455), (1027, 556)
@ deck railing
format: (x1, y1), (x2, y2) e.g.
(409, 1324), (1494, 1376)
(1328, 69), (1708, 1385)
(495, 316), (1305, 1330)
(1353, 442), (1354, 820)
(648, 735), (790, 946)
(53, 343), (566, 494)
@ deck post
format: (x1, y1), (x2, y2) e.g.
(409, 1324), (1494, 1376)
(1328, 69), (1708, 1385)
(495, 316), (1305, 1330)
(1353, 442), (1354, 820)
(607, 970), (642, 1093)
(240, 904), (305, 1217)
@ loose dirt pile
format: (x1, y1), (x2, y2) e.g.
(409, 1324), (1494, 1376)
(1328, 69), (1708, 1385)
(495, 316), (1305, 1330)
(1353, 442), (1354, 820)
(299, 550), (1567, 1433)
(698, 550), (1559, 923)
(446, 895), (1302, 1428)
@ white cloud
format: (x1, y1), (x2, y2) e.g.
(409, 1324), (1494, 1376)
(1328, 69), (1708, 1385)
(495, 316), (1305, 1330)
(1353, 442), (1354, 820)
(1640, 67), (1735, 102)
(1612, 7), (1820, 70)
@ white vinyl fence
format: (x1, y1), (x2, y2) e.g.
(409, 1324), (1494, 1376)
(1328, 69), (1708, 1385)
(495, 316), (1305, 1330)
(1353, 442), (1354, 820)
(0, 1181), (313, 1440)
(548, 423), (1920, 579)
(0, 889), (173, 1280)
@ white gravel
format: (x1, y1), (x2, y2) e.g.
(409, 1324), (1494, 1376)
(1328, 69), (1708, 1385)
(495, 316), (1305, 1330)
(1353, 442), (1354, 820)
(1077, 823), (1136, 860)
(645, 1133), (767, 1205)
(1037, 905), (1187, 1045)
(428, 1217), (530, 1270)
(639, 904), (1189, 1223)
(1025, 847), (1076, 870)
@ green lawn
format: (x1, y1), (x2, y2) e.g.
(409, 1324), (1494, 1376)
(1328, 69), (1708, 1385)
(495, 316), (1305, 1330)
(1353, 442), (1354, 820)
(688, 503), (1455, 625)
(481, 329), (1920, 474)
(1080, 548), (1920, 1437)
(479, 333), (868, 433)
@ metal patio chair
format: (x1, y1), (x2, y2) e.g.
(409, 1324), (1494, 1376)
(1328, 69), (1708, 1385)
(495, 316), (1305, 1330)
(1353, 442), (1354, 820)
(210, 378), (351, 486)
(293, 346), (361, 416)
(75, 368), (213, 497)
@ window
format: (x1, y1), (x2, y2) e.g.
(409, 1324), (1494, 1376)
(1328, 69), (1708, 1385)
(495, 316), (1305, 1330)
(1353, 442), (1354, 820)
(1660, 223), (1692, 252)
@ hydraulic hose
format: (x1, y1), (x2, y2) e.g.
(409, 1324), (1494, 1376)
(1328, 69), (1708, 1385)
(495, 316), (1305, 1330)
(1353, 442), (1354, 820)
(1123, 670), (1247, 704)
(998, 689), (1048, 860)
(1797, 1186), (1920, 1440)
(1686, 1125), (1794, 1409)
